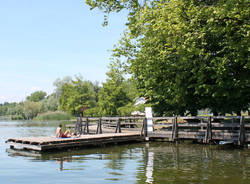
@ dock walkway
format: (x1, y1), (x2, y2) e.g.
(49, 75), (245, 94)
(6, 132), (144, 152)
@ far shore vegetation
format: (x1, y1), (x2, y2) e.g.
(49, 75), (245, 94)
(0, 74), (147, 121)
(1, 0), (249, 121)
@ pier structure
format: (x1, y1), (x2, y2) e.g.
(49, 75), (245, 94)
(6, 115), (250, 152)
(149, 116), (250, 146)
(6, 117), (145, 152)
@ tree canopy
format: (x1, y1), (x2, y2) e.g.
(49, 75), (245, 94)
(59, 77), (98, 116)
(87, 0), (250, 115)
(23, 101), (41, 119)
(97, 65), (137, 116)
(26, 91), (47, 102)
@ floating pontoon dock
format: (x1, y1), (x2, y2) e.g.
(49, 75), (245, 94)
(6, 132), (144, 152)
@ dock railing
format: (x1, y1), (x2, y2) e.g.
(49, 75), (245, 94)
(72, 115), (250, 146)
(74, 116), (146, 136)
(150, 116), (250, 146)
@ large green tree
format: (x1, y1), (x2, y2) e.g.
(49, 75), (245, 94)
(98, 68), (130, 116)
(97, 64), (138, 116)
(59, 77), (97, 116)
(40, 93), (59, 112)
(23, 101), (41, 119)
(26, 91), (47, 102)
(87, 0), (250, 115)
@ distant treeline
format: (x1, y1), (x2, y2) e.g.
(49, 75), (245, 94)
(0, 71), (146, 120)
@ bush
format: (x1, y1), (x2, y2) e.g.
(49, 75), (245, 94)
(11, 114), (25, 120)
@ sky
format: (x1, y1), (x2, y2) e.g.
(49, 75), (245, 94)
(0, 0), (127, 103)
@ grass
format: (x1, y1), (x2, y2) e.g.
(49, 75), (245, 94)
(34, 111), (73, 121)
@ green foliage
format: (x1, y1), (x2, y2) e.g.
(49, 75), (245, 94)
(11, 114), (25, 120)
(0, 92), (59, 120)
(0, 102), (24, 118)
(84, 106), (101, 117)
(26, 91), (47, 102)
(0, 104), (8, 116)
(40, 93), (59, 112)
(97, 66), (137, 116)
(14, 103), (25, 119)
(0, 76), (99, 119)
(34, 111), (72, 121)
(53, 76), (73, 98)
(87, 0), (250, 115)
(117, 103), (135, 116)
(59, 77), (97, 116)
(85, 0), (145, 26)
(23, 101), (41, 119)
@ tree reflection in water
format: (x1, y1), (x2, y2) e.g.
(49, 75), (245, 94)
(137, 142), (250, 184)
(6, 142), (250, 184)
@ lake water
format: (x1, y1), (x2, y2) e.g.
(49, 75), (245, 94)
(1, 121), (250, 184)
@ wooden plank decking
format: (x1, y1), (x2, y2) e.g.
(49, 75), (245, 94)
(6, 132), (144, 152)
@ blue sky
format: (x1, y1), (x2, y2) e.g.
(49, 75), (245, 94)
(0, 0), (127, 103)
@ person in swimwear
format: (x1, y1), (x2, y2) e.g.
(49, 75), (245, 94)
(56, 124), (72, 138)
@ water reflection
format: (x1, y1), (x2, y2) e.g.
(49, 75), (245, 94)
(137, 142), (250, 184)
(6, 144), (143, 175)
(145, 145), (154, 183)
(4, 138), (250, 184)
(57, 157), (73, 171)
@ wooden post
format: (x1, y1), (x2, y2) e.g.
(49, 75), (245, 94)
(74, 117), (83, 135)
(143, 118), (147, 137)
(79, 116), (83, 134)
(200, 118), (203, 131)
(115, 118), (121, 133)
(204, 116), (212, 143)
(171, 118), (175, 141)
(96, 118), (99, 134)
(83, 117), (89, 134)
(208, 116), (212, 142)
(74, 117), (79, 135)
(171, 117), (178, 142)
(174, 117), (178, 141)
(231, 118), (234, 132)
(239, 116), (245, 146)
(140, 118), (144, 136)
(99, 118), (102, 134)
(96, 117), (102, 134)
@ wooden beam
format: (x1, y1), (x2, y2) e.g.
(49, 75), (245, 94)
(7, 142), (42, 151)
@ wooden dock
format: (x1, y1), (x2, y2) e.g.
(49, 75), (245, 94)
(6, 115), (250, 152)
(149, 116), (250, 146)
(6, 132), (144, 152)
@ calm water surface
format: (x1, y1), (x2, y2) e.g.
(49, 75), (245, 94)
(1, 121), (250, 184)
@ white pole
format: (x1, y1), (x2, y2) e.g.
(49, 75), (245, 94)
(145, 107), (153, 133)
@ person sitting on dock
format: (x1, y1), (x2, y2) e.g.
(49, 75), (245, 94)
(56, 124), (72, 138)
